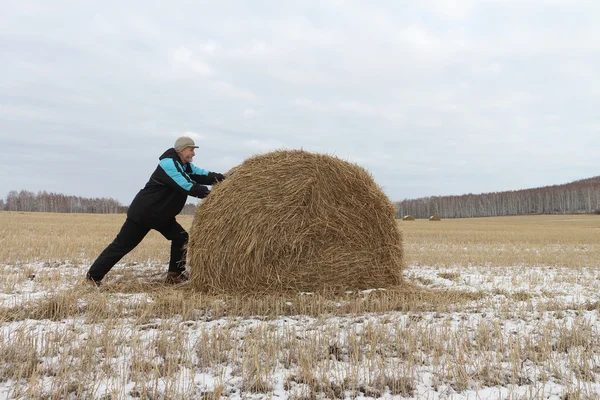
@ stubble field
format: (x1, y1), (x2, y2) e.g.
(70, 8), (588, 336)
(1, 212), (600, 399)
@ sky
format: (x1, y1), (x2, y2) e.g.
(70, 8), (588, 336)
(1, 0), (600, 205)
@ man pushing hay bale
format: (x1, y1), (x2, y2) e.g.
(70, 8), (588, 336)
(187, 149), (403, 293)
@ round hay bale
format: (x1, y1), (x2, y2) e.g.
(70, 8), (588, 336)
(429, 215), (441, 221)
(402, 215), (415, 221)
(188, 149), (404, 293)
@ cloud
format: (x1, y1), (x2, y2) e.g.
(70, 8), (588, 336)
(242, 108), (257, 118)
(172, 46), (213, 76)
(173, 46), (192, 63)
(201, 41), (219, 55)
(1, 0), (600, 204)
(293, 98), (403, 122)
(182, 131), (205, 141)
(243, 139), (285, 151)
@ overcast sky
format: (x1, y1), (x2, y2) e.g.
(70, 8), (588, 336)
(2, 1), (599, 204)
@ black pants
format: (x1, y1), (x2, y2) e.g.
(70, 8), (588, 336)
(87, 218), (189, 281)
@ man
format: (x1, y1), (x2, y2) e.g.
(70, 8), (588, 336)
(86, 136), (225, 286)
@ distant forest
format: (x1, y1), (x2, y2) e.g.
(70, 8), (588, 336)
(5, 176), (600, 219)
(0, 190), (197, 215)
(395, 176), (600, 219)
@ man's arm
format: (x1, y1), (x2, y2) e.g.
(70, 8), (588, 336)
(189, 163), (225, 185)
(157, 159), (209, 198)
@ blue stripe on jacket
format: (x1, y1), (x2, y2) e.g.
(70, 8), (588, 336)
(159, 159), (209, 192)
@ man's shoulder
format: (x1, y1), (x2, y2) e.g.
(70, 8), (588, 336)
(157, 158), (185, 175)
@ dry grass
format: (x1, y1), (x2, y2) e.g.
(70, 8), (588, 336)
(3, 212), (598, 269)
(0, 211), (187, 265)
(1, 212), (600, 398)
(401, 214), (600, 267)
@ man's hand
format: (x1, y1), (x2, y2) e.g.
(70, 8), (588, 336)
(207, 172), (225, 183)
(196, 185), (210, 199)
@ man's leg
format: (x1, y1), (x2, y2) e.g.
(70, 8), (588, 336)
(87, 218), (150, 282)
(156, 219), (189, 273)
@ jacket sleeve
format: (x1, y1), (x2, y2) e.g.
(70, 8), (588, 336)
(189, 163), (210, 176)
(189, 163), (224, 185)
(157, 159), (209, 198)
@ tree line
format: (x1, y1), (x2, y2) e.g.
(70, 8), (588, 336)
(6, 176), (600, 219)
(395, 176), (600, 219)
(1, 190), (198, 215)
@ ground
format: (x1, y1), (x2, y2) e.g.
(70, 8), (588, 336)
(0, 213), (599, 399)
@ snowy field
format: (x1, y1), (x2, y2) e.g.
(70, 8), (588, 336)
(1, 261), (599, 399)
(1, 213), (600, 399)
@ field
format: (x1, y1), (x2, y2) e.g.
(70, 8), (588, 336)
(1, 212), (600, 399)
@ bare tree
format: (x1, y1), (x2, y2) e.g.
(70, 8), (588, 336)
(6, 191), (19, 211)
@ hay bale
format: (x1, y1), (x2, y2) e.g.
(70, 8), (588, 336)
(402, 215), (415, 221)
(429, 215), (441, 221)
(188, 149), (404, 293)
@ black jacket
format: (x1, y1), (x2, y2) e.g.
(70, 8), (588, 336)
(127, 148), (221, 226)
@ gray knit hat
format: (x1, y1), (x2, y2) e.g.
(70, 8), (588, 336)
(174, 136), (199, 152)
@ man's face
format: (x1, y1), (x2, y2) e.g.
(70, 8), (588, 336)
(178, 147), (196, 163)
